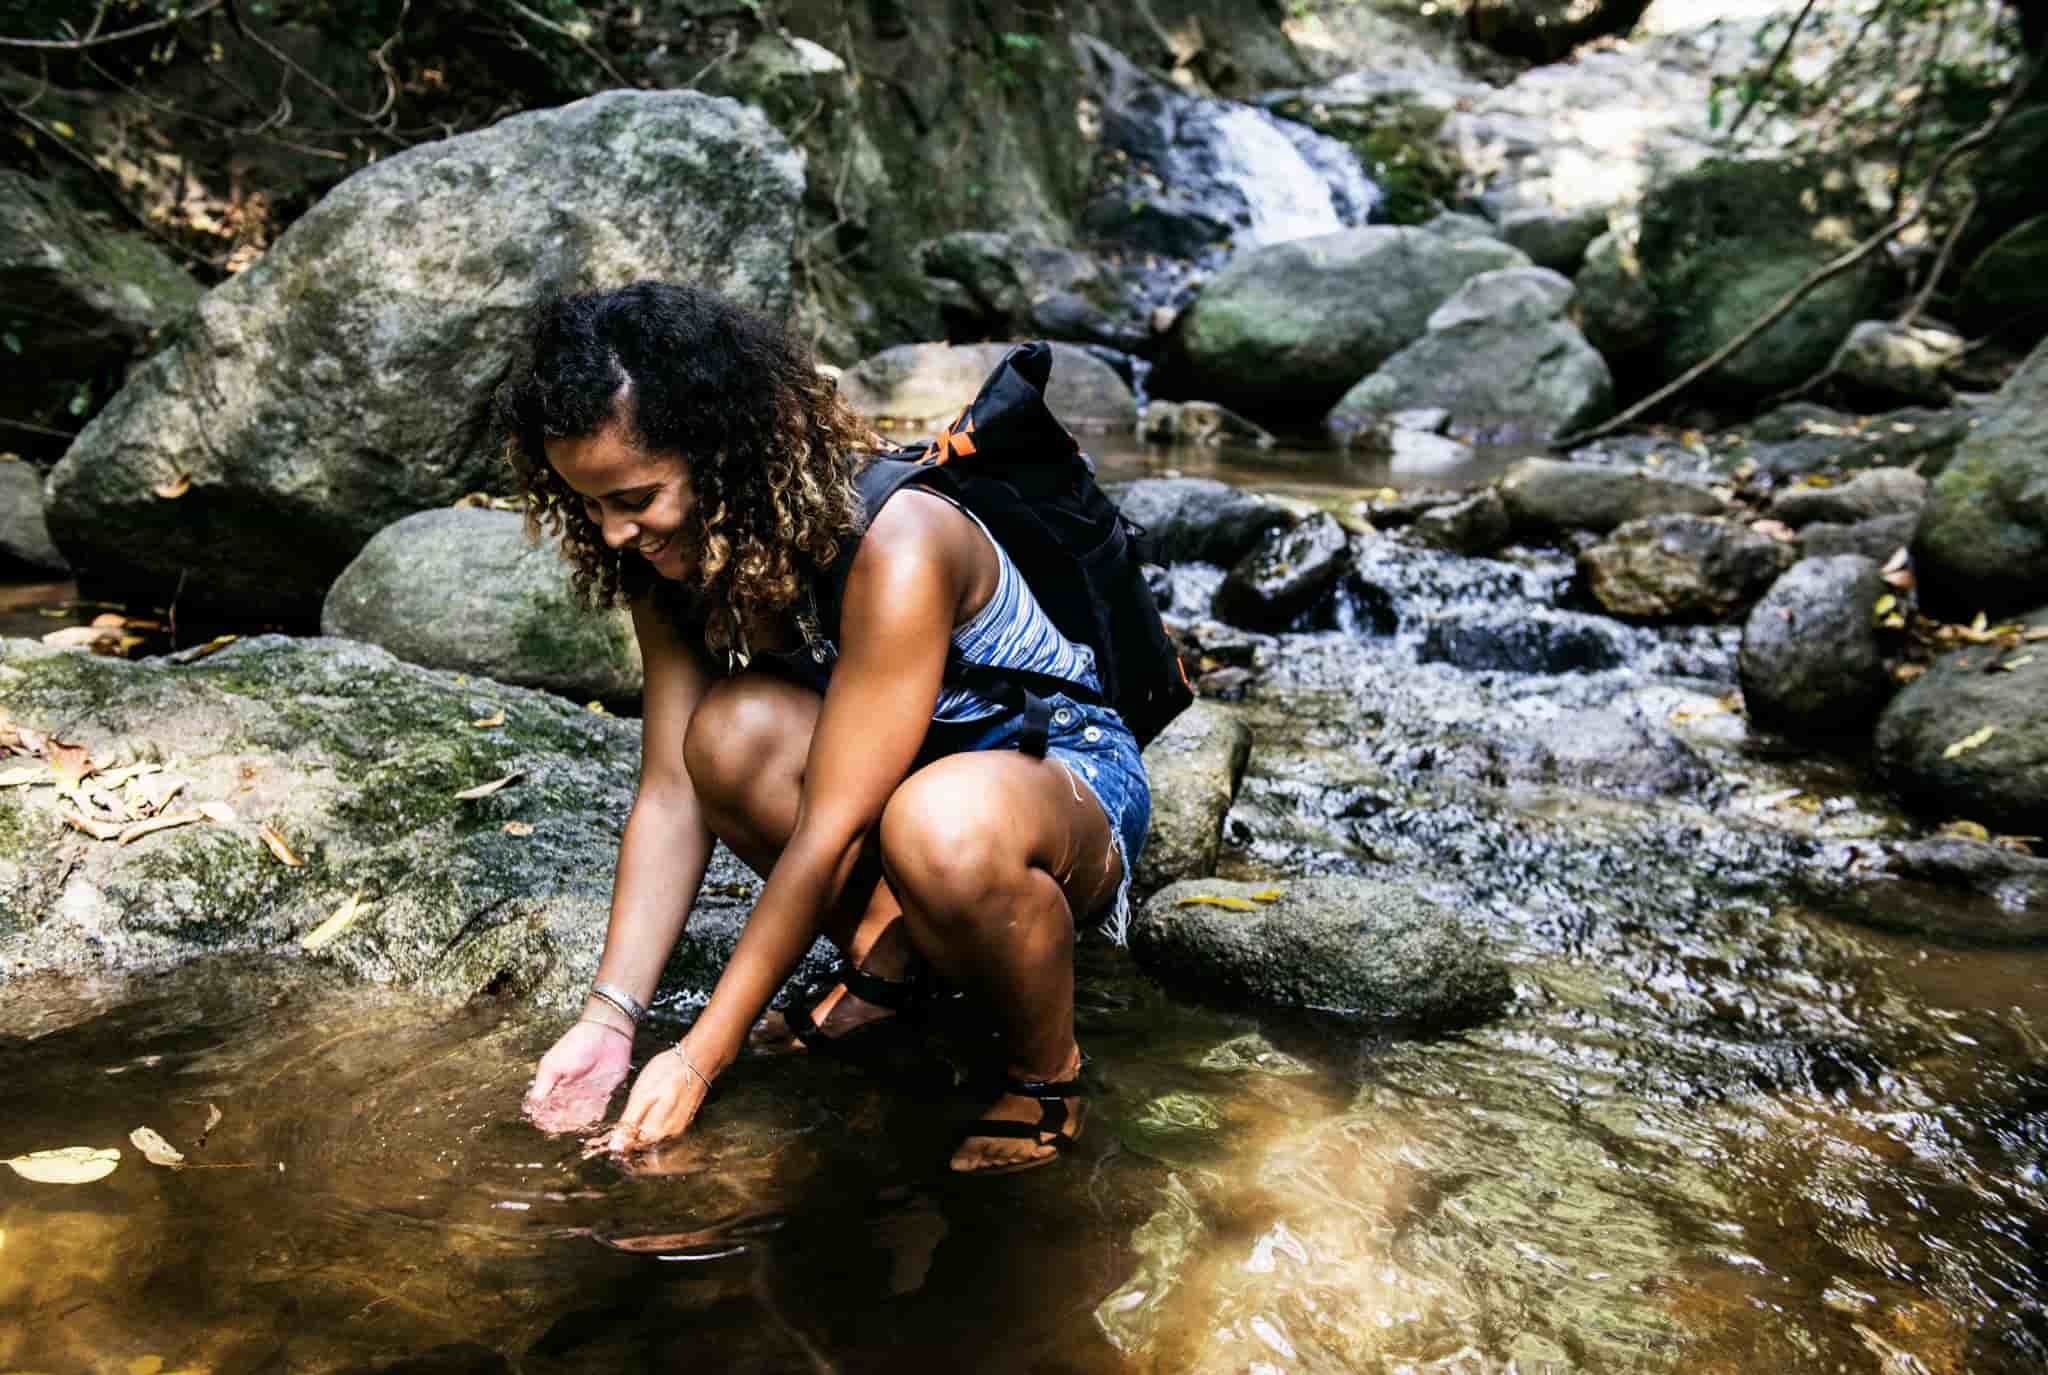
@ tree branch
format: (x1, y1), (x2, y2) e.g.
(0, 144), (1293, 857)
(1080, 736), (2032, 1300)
(0, 0), (226, 50)
(1558, 52), (2041, 449)
(497, 0), (637, 90)
(1897, 186), (1975, 329)
(1725, 0), (1819, 141)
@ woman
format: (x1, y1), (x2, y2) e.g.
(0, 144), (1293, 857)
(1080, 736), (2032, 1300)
(501, 283), (1150, 1175)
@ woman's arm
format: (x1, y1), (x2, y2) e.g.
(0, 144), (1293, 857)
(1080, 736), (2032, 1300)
(526, 595), (715, 1130)
(605, 494), (969, 1150)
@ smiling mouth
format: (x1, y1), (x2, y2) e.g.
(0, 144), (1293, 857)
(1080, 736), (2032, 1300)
(638, 534), (671, 560)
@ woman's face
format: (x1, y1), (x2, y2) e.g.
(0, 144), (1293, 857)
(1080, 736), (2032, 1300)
(545, 424), (696, 582)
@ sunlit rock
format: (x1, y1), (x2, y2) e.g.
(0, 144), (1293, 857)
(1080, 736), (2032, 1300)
(1136, 700), (1252, 896)
(1580, 514), (1795, 622)
(1214, 513), (1352, 631)
(836, 341), (1135, 434)
(1827, 320), (1961, 406)
(1498, 456), (1725, 537)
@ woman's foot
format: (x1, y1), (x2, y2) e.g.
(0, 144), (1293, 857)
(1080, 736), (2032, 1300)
(950, 1045), (1086, 1175)
(751, 954), (926, 1055)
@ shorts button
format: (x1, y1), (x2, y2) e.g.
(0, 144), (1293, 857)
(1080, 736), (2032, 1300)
(1082, 725), (1102, 743)
(1053, 707), (1074, 726)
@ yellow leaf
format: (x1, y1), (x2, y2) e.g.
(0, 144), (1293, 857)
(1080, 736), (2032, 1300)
(502, 820), (534, 836)
(1999, 655), (2035, 672)
(1174, 894), (1259, 911)
(1249, 888), (1286, 902)
(257, 823), (304, 866)
(128, 1357), (165, 1375)
(1881, 613), (1905, 630)
(586, 700), (611, 716)
(1873, 593), (1897, 617)
(5, 1146), (120, 1184)
(50, 120), (74, 138)
(1942, 726), (1997, 760)
(2026, 627), (2048, 643)
(129, 1126), (185, 1169)
(454, 772), (522, 800)
(302, 893), (362, 950)
(174, 633), (239, 663)
(118, 810), (203, 845)
(472, 711), (506, 729)
(152, 474), (191, 500)
(1970, 610), (1988, 634)
(1938, 819), (1991, 842)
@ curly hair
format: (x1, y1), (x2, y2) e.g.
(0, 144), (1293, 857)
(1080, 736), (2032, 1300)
(496, 283), (874, 656)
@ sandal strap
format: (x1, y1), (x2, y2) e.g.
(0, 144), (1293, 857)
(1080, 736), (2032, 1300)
(839, 959), (927, 1012)
(1004, 1056), (1090, 1101)
(956, 1095), (1073, 1146)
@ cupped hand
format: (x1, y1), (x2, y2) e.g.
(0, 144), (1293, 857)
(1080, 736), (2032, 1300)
(605, 1040), (716, 1154)
(524, 1021), (634, 1133)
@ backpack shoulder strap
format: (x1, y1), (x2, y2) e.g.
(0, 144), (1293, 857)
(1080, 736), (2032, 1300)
(814, 453), (949, 644)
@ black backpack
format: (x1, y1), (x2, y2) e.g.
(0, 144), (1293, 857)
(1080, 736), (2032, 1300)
(812, 342), (1193, 756)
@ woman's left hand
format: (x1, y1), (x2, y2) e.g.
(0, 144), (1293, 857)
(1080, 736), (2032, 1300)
(605, 1039), (717, 1154)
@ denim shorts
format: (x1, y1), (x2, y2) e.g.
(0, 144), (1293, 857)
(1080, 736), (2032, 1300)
(915, 693), (1152, 943)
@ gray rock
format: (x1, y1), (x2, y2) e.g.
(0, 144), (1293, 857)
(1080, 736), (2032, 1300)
(1732, 402), (1976, 480)
(1407, 487), (1510, 555)
(1386, 427), (1477, 475)
(1498, 457), (1725, 537)
(1797, 512), (1918, 565)
(837, 340), (1135, 433)
(0, 635), (768, 1004)
(1328, 267), (1612, 441)
(1420, 605), (1630, 674)
(1834, 838), (2048, 944)
(1134, 701), (1252, 896)
(1575, 227), (1659, 367)
(1875, 603), (2048, 834)
(916, 231), (1145, 352)
(1138, 400), (1275, 448)
(1767, 467), (1928, 528)
(321, 508), (641, 702)
(44, 92), (802, 621)
(1418, 211), (1501, 241)
(1169, 226), (1528, 413)
(1914, 336), (2048, 618)
(0, 462), (66, 573)
(1580, 515), (1796, 622)
(0, 172), (201, 455)
(1738, 555), (1892, 739)
(1828, 320), (1961, 405)
(1111, 478), (1292, 566)
(1131, 877), (1510, 1024)
(1498, 204), (1606, 273)
(1214, 513), (1352, 630)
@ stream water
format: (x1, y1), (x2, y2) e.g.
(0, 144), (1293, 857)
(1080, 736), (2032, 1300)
(5, 442), (2046, 1373)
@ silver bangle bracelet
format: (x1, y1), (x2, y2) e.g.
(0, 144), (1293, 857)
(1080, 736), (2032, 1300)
(589, 981), (646, 1024)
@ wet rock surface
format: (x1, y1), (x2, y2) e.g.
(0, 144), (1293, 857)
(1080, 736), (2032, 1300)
(1580, 514), (1795, 623)
(1132, 876), (1511, 1023)
(1499, 456), (1726, 537)
(322, 508), (642, 703)
(1134, 701), (1252, 896)
(1213, 512), (1352, 630)
(1913, 336), (2048, 618)
(1767, 467), (1928, 529)
(1109, 477), (1293, 566)
(1739, 555), (1893, 740)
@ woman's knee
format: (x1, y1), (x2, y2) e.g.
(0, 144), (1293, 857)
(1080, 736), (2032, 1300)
(879, 769), (1018, 925)
(682, 676), (811, 809)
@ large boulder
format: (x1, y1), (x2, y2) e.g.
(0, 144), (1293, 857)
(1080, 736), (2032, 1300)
(1167, 226), (1528, 414)
(1738, 555), (1892, 739)
(1579, 515), (1795, 623)
(1131, 877), (1510, 1024)
(0, 172), (201, 459)
(1111, 478), (1292, 566)
(1874, 604), (2048, 834)
(1134, 701), (1252, 896)
(1913, 337), (2048, 618)
(1213, 513), (1352, 630)
(0, 461), (67, 574)
(44, 92), (803, 621)
(1328, 266), (1612, 442)
(915, 231), (1145, 353)
(1498, 457), (1725, 538)
(321, 508), (641, 702)
(1635, 158), (1880, 400)
(836, 341), (1136, 434)
(1575, 227), (1660, 372)
(0, 635), (766, 1003)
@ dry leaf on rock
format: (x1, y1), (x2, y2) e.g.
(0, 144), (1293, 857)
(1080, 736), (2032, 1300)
(2000, 655), (2035, 672)
(198, 800), (239, 825)
(125, 773), (186, 816)
(453, 773), (522, 801)
(173, 634), (239, 664)
(1175, 894), (1259, 912)
(0, 764), (44, 787)
(1942, 726), (1997, 760)
(63, 809), (126, 841)
(41, 625), (122, 651)
(257, 823), (305, 866)
(1248, 888), (1286, 903)
(1881, 547), (1910, 575)
(118, 811), (203, 845)
(96, 762), (163, 789)
(129, 1126), (186, 1168)
(203, 1103), (223, 1138)
(472, 711), (506, 729)
(1938, 819), (1991, 842)
(502, 820), (535, 836)
(152, 474), (192, 500)
(5, 1146), (120, 1184)
(301, 894), (364, 950)
(47, 740), (96, 794)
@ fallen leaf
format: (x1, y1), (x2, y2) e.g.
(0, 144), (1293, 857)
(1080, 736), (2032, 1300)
(127, 1355), (163, 1375)
(0, 764), (44, 787)
(1750, 518), (1797, 543)
(2026, 627), (2048, 643)
(197, 800), (239, 825)
(1890, 422), (1916, 434)
(48, 740), (96, 794)
(453, 772), (522, 801)
(129, 1126), (186, 1169)
(586, 701), (610, 716)
(1938, 819), (1991, 842)
(1873, 593), (1897, 618)
(124, 773), (185, 816)
(1248, 888), (1286, 902)
(257, 823), (305, 866)
(204, 1103), (223, 1137)
(63, 809), (126, 841)
(5, 1146), (120, 1184)
(1942, 726), (1997, 760)
(174, 634), (239, 663)
(1880, 613), (1906, 630)
(97, 762), (163, 789)
(1882, 568), (1915, 590)
(152, 474), (191, 500)
(472, 711), (506, 729)
(41, 625), (121, 651)
(1999, 655), (2035, 672)
(1881, 547), (1910, 574)
(1894, 664), (1927, 683)
(302, 893), (363, 950)
(1971, 611), (1988, 635)
(118, 811), (203, 845)
(1175, 894), (1259, 911)
(502, 820), (535, 836)
(91, 612), (129, 628)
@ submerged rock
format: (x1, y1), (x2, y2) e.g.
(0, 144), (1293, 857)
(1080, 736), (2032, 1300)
(321, 507), (641, 703)
(1738, 555), (1892, 740)
(0, 635), (761, 1004)
(1214, 513), (1352, 630)
(1498, 457), (1725, 538)
(1875, 603), (2048, 834)
(44, 92), (802, 621)
(1132, 876), (1510, 1024)
(1579, 515), (1794, 623)
(1913, 336), (2048, 618)
(1136, 701), (1253, 896)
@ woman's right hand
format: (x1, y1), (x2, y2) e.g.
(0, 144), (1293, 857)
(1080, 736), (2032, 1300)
(524, 1021), (635, 1133)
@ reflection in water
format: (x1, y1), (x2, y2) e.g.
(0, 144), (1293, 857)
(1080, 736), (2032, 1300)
(3, 922), (2046, 1373)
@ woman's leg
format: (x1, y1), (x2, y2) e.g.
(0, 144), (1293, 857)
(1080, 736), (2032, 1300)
(878, 750), (1121, 1172)
(683, 673), (916, 1034)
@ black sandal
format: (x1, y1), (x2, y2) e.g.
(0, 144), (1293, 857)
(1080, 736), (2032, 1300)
(779, 959), (930, 1059)
(951, 1065), (1089, 1176)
